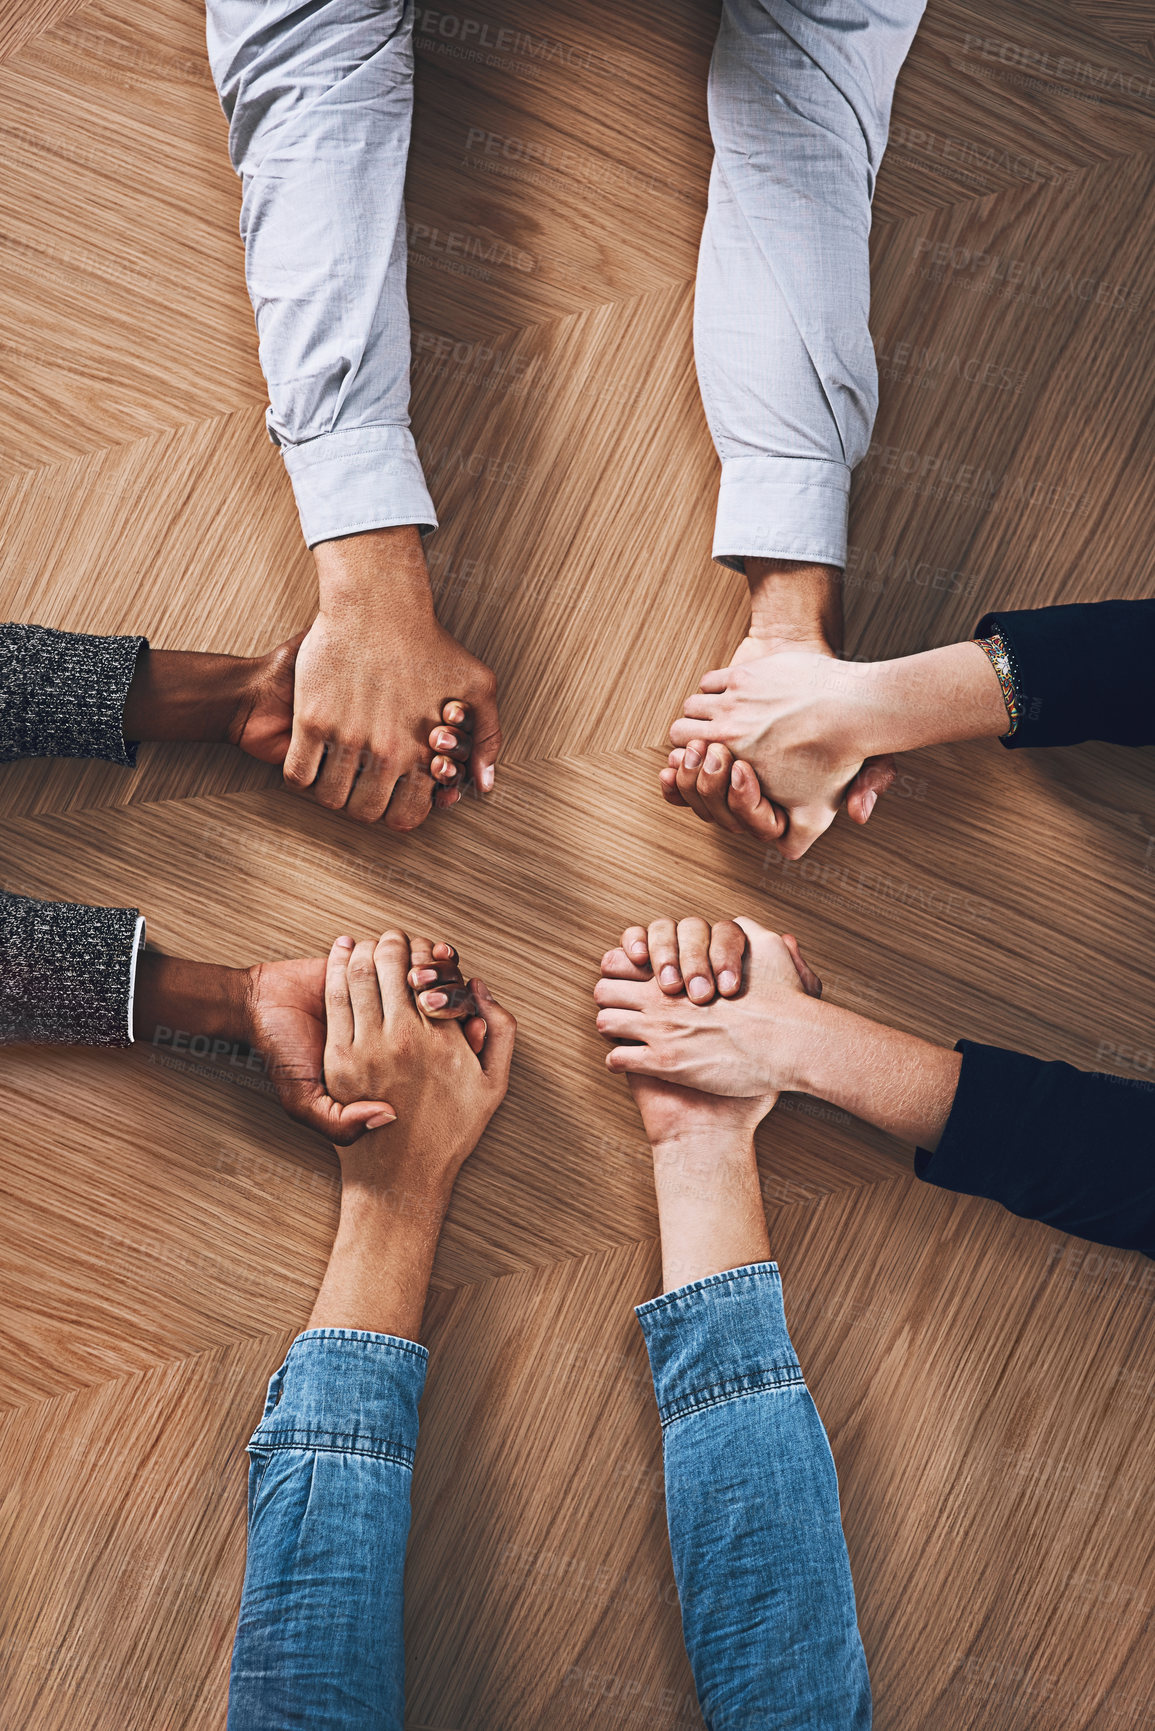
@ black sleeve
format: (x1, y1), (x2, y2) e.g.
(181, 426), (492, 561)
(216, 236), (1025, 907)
(915, 1041), (1155, 1256)
(0, 891), (143, 1046)
(0, 623), (147, 763)
(975, 599), (1155, 748)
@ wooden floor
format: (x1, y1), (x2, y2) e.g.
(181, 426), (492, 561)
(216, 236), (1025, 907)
(2, 0), (1155, 1725)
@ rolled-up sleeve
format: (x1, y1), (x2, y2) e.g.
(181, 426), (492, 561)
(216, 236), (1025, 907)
(206, 0), (437, 548)
(228, 1327), (427, 1731)
(637, 1263), (871, 1729)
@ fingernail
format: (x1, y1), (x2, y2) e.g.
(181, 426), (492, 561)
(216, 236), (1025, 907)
(718, 969), (738, 993)
(630, 942), (648, 961)
(366, 1111), (396, 1129)
(659, 964), (681, 989)
(688, 975), (711, 1002)
(424, 990), (448, 1009)
(481, 765), (495, 792)
(335, 935), (355, 949)
(862, 789), (878, 820)
(474, 977), (491, 1000)
(684, 745), (702, 770)
(446, 788), (461, 805)
(705, 746), (724, 773)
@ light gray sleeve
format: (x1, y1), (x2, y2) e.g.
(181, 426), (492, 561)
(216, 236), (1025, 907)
(0, 624), (146, 764)
(206, 0), (437, 549)
(0, 894), (145, 1047)
(696, 0), (925, 571)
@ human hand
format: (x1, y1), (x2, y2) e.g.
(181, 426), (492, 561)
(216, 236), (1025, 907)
(287, 526), (501, 829)
(668, 651), (897, 858)
(594, 916), (823, 1102)
(241, 954), (398, 1142)
(323, 930), (515, 1191)
(604, 917), (820, 1003)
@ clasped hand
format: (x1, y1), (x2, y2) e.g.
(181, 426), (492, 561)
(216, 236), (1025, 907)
(663, 651), (896, 858)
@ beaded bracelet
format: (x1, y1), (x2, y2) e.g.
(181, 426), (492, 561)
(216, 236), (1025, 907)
(973, 628), (1021, 738)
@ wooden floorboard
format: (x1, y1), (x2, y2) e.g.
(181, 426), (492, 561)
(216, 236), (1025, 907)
(3, 0), (1155, 1725)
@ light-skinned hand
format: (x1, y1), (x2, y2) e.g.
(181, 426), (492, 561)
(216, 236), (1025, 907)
(323, 930), (515, 1192)
(666, 648), (896, 858)
(594, 916), (823, 1100)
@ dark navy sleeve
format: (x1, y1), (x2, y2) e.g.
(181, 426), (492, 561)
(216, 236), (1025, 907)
(916, 1041), (1155, 1256)
(975, 600), (1155, 749)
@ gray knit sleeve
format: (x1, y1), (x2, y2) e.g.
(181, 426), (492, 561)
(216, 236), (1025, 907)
(0, 623), (147, 764)
(0, 891), (145, 1046)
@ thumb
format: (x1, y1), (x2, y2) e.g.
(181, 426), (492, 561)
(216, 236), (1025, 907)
(727, 759), (787, 841)
(780, 933), (823, 998)
(471, 978), (516, 1085)
(277, 1075), (396, 1144)
(776, 803), (836, 860)
(846, 755), (897, 824)
(469, 683), (502, 795)
(331, 1099), (397, 1142)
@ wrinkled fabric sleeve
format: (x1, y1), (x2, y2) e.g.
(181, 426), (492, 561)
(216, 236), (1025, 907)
(638, 1263), (871, 1729)
(206, 0), (436, 549)
(227, 1328), (427, 1731)
(698, 0), (924, 571)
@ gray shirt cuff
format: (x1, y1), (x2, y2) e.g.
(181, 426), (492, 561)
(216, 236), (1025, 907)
(0, 623), (146, 765)
(0, 892), (145, 1046)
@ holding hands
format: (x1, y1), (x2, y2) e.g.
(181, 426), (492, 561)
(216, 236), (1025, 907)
(664, 651), (896, 858)
(663, 638), (1010, 858)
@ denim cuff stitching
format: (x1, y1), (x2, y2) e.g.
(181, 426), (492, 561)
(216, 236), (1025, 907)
(248, 1430), (417, 1467)
(657, 1365), (805, 1428)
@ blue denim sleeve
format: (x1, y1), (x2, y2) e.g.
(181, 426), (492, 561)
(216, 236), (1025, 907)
(637, 1263), (871, 1730)
(227, 1328), (428, 1731)
(205, 0), (436, 548)
(698, 0), (924, 570)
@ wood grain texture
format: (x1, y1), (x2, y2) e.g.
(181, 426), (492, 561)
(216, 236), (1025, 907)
(2, 0), (1154, 1726)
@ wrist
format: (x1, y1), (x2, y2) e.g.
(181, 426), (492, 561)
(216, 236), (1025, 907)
(862, 642), (1010, 755)
(314, 525), (434, 617)
(122, 648), (257, 744)
(746, 559), (844, 655)
(776, 993), (842, 1099)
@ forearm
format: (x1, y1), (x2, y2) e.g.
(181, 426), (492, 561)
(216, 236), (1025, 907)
(121, 648), (257, 743)
(131, 950), (251, 1046)
(0, 891), (142, 1047)
(0, 623), (144, 764)
(790, 999), (963, 1152)
(308, 1167), (449, 1342)
(313, 524), (433, 618)
(746, 561), (845, 655)
(650, 1130), (770, 1293)
(228, 1330), (423, 1731)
